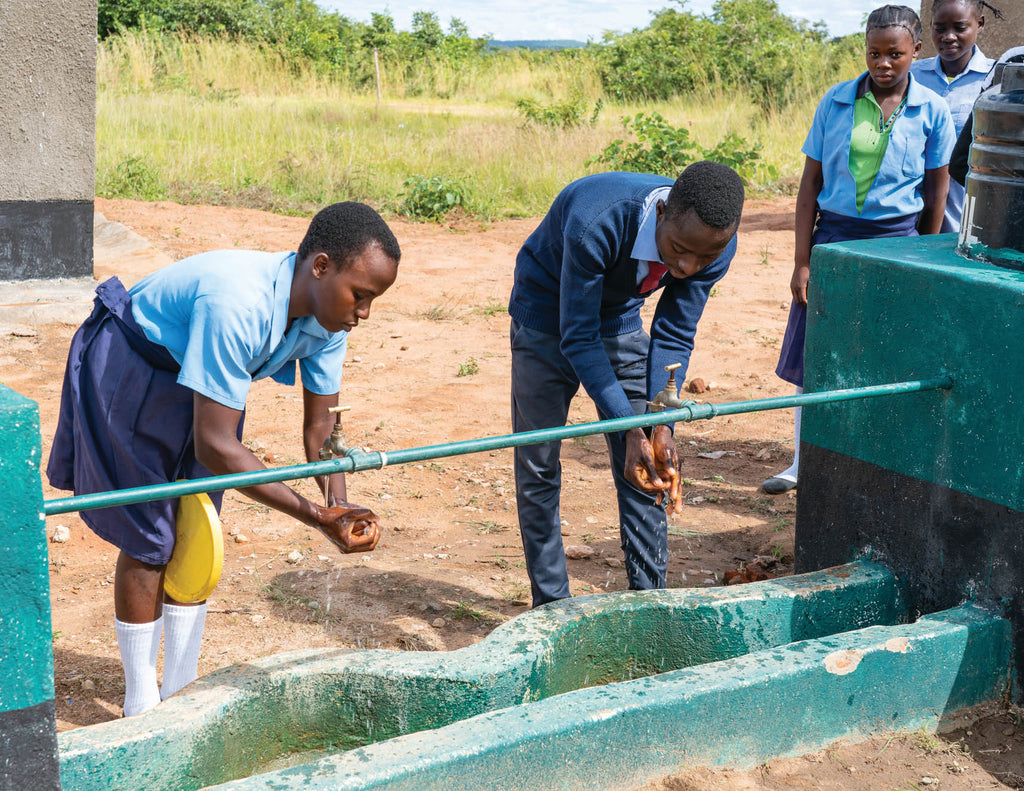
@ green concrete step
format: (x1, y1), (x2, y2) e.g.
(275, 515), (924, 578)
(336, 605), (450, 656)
(59, 562), (904, 790)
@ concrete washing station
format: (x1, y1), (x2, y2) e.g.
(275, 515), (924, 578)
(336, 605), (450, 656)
(4, 71), (1024, 788)
(0, 224), (1019, 789)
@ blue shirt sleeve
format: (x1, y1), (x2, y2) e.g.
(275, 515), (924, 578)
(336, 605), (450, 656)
(802, 89), (832, 162)
(557, 205), (638, 421)
(176, 295), (262, 410)
(648, 235), (736, 400)
(924, 101), (956, 170)
(298, 332), (348, 395)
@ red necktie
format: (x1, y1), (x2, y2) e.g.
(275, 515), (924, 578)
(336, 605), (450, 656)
(639, 262), (667, 293)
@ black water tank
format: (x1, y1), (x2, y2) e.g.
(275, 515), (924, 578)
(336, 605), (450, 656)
(958, 63), (1024, 270)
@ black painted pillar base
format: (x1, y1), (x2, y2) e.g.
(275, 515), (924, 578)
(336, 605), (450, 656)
(0, 200), (93, 281)
(0, 700), (61, 789)
(796, 442), (1024, 700)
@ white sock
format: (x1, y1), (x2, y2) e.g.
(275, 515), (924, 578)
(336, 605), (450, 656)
(772, 387), (803, 482)
(161, 602), (207, 700)
(116, 617), (162, 717)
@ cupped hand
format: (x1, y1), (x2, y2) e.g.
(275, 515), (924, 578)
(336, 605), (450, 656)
(317, 503), (380, 554)
(651, 424), (682, 514)
(624, 428), (671, 502)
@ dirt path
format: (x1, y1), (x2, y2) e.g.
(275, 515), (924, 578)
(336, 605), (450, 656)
(6, 197), (1021, 789)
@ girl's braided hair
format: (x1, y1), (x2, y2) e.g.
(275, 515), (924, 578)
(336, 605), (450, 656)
(931, 0), (1004, 19)
(866, 5), (923, 42)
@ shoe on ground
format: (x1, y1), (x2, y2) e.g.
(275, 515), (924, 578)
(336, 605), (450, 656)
(761, 476), (797, 495)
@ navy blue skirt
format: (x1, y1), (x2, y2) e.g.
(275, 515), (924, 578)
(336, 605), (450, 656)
(775, 211), (919, 387)
(47, 278), (237, 565)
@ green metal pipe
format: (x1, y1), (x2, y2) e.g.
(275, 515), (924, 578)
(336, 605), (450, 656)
(42, 375), (952, 516)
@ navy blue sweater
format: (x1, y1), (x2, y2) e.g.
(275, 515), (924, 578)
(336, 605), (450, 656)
(508, 172), (736, 421)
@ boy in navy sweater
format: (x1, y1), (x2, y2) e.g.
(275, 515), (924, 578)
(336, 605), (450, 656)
(508, 162), (744, 607)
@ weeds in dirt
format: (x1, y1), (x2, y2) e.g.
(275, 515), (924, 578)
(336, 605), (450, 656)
(488, 556), (511, 570)
(911, 729), (945, 755)
(473, 301), (508, 317)
(759, 243), (770, 266)
(580, 532), (597, 543)
(500, 582), (529, 602)
(457, 357), (479, 377)
(449, 600), (498, 622)
(418, 304), (455, 321)
(466, 520), (508, 535)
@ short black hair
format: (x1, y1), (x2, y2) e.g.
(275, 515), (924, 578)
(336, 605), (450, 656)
(866, 5), (922, 42)
(664, 161), (744, 229)
(297, 202), (401, 268)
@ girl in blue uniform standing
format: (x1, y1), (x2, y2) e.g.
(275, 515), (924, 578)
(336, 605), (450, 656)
(761, 5), (955, 495)
(912, 0), (1000, 230)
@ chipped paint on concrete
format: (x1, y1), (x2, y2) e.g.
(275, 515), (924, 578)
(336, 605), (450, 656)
(824, 649), (863, 675)
(886, 637), (912, 653)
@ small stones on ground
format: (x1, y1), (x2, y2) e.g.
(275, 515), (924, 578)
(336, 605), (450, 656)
(234, 534), (250, 544)
(317, 555), (331, 562)
(80, 679), (95, 692)
(564, 545), (596, 560)
(51, 525), (71, 544)
(431, 618), (446, 628)
(686, 377), (707, 394)
(604, 556), (624, 568)
(286, 550), (304, 564)
(754, 447), (772, 461)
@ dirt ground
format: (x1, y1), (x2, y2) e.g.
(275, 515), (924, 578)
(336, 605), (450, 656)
(5, 196), (1023, 789)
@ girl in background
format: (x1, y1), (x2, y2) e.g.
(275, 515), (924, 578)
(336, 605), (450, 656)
(761, 5), (955, 495)
(912, 0), (1000, 230)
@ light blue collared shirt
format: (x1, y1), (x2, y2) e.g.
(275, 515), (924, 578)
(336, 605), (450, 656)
(630, 185), (671, 286)
(130, 250), (348, 410)
(803, 71), (955, 221)
(912, 46), (994, 134)
(912, 46), (994, 230)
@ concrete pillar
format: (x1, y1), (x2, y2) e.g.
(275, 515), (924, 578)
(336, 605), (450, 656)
(0, 0), (97, 281)
(796, 234), (1024, 701)
(0, 386), (59, 789)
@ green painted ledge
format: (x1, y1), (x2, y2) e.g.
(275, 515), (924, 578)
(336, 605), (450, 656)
(59, 562), (903, 790)
(211, 603), (1010, 791)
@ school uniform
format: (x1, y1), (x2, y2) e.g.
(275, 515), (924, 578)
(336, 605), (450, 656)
(913, 46), (994, 230)
(776, 72), (955, 386)
(47, 251), (349, 565)
(508, 172), (737, 607)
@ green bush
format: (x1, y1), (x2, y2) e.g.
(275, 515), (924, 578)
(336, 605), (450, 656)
(514, 95), (599, 130)
(99, 156), (168, 200)
(588, 113), (773, 184)
(400, 175), (472, 222)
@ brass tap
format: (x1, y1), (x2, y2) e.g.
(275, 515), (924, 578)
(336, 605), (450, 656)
(318, 406), (351, 460)
(648, 363), (688, 412)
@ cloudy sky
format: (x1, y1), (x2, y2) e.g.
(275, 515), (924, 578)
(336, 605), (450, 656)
(316, 1), (878, 41)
